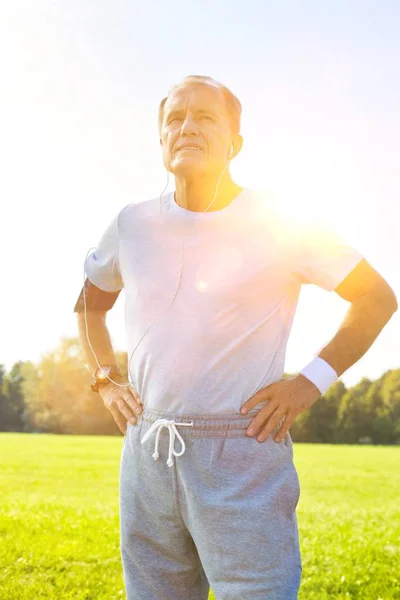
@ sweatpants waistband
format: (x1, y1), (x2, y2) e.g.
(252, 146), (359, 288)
(140, 405), (281, 439)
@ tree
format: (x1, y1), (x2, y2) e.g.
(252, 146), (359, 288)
(308, 380), (347, 443)
(20, 336), (128, 435)
(367, 370), (400, 444)
(290, 380), (347, 443)
(0, 364), (13, 431)
(0, 362), (28, 431)
(337, 377), (372, 443)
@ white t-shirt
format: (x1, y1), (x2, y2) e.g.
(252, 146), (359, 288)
(84, 188), (363, 414)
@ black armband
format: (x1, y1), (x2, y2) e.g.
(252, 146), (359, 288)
(73, 278), (121, 313)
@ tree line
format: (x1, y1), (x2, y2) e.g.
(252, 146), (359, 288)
(1, 336), (399, 444)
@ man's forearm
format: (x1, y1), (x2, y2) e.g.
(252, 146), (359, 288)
(317, 290), (397, 378)
(76, 312), (118, 374)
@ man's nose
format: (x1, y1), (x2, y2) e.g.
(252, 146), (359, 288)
(180, 114), (199, 135)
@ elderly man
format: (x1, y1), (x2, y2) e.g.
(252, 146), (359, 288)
(74, 75), (397, 600)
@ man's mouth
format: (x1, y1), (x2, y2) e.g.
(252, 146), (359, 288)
(175, 144), (203, 153)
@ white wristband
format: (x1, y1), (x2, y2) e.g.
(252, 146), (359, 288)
(299, 357), (338, 395)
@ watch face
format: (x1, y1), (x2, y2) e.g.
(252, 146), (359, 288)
(96, 366), (111, 381)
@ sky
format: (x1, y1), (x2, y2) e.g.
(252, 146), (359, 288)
(1, 0), (399, 388)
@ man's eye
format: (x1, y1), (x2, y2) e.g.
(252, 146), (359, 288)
(200, 115), (213, 121)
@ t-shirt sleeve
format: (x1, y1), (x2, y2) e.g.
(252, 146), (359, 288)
(84, 212), (124, 292)
(291, 219), (364, 291)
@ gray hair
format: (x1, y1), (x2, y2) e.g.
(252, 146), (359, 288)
(158, 75), (242, 137)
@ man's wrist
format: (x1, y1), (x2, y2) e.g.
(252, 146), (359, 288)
(91, 364), (122, 393)
(92, 364), (120, 379)
(295, 373), (322, 397)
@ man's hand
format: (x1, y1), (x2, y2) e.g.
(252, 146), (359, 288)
(100, 381), (143, 435)
(239, 375), (321, 443)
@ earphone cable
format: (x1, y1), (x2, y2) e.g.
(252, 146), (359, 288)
(83, 150), (232, 392)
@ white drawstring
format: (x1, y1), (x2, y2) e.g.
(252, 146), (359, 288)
(140, 418), (194, 467)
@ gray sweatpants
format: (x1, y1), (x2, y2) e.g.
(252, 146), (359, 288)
(119, 406), (302, 599)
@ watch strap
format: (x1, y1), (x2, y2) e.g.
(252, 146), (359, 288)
(90, 365), (122, 393)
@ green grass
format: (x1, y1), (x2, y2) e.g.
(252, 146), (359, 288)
(0, 434), (399, 599)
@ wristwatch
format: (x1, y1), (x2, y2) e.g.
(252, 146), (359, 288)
(91, 364), (122, 393)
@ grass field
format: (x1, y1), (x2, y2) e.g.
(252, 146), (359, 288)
(0, 433), (399, 600)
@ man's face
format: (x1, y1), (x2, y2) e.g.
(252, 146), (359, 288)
(160, 84), (234, 177)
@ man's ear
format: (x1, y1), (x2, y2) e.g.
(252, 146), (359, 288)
(231, 134), (243, 159)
